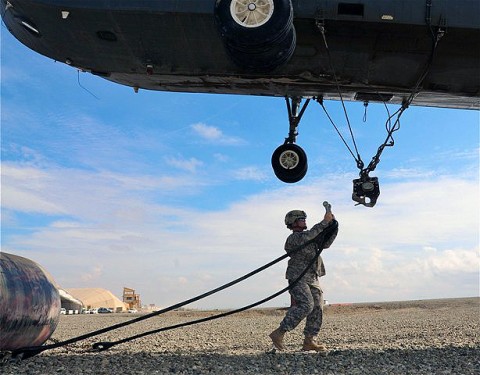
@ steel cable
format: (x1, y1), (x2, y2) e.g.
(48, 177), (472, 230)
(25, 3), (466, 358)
(316, 15), (443, 176)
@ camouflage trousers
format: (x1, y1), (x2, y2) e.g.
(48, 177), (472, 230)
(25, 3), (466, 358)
(279, 280), (323, 337)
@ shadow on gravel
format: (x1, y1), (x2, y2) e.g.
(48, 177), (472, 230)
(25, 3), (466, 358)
(2, 345), (479, 374)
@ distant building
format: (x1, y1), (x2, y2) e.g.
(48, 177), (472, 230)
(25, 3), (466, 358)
(67, 288), (127, 312)
(59, 288), (83, 312)
(123, 287), (141, 309)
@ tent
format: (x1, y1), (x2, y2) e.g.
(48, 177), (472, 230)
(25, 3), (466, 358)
(67, 288), (127, 312)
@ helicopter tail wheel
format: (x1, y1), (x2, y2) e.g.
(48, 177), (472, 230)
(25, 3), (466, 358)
(271, 143), (308, 183)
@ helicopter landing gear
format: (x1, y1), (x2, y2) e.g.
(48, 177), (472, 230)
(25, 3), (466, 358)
(271, 97), (310, 183)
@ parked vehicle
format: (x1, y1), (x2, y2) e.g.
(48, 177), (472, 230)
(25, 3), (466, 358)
(97, 307), (113, 313)
(60, 308), (66, 315)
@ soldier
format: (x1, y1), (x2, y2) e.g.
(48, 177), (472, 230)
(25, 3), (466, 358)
(269, 208), (337, 352)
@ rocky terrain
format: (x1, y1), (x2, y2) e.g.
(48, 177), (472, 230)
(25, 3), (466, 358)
(2, 297), (479, 374)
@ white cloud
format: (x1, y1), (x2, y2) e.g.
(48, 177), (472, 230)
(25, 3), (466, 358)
(233, 166), (268, 181)
(419, 247), (479, 274)
(2, 145), (47, 165)
(1, 162), (205, 221)
(434, 147), (480, 162)
(2, 185), (65, 215)
(1, 164), (67, 214)
(191, 122), (222, 140)
(386, 167), (436, 179)
(50, 221), (80, 228)
(191, 123), (245, 145)
(1, 162), (478, 308)
(165, 156), (203, 172)
(324, 244), (479, 303)
(81, 265), (103, 282)
(98, 171), (198, 192)
(214, 153), (229, 162)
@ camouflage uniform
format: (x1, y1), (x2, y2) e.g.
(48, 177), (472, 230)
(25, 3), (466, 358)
(279, 220), (337, 337)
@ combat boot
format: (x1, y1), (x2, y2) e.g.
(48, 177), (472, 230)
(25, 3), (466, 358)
(269, 327), (286, 350)
(302, 336), (328, 354)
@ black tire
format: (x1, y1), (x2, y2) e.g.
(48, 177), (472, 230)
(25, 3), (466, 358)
(225, 26), (296, 71)
(276, 162), (308, 183)
(215, 0), (293, 48)
(271, 143), (308, 183)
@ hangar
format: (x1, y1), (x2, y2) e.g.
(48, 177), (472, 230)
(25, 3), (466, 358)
(67, 288), (127, 312)
(59, 288), (83, 312)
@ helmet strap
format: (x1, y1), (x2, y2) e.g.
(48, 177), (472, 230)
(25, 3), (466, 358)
(292, 221), (307, 231)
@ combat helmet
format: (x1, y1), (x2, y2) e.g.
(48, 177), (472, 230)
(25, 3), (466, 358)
(285, 210), (307, 228)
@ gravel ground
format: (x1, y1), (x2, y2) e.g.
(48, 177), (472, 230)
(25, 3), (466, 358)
(2, 297), (479, 374)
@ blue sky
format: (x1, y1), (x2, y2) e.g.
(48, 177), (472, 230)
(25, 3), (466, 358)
(1, 28), (479, 309)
